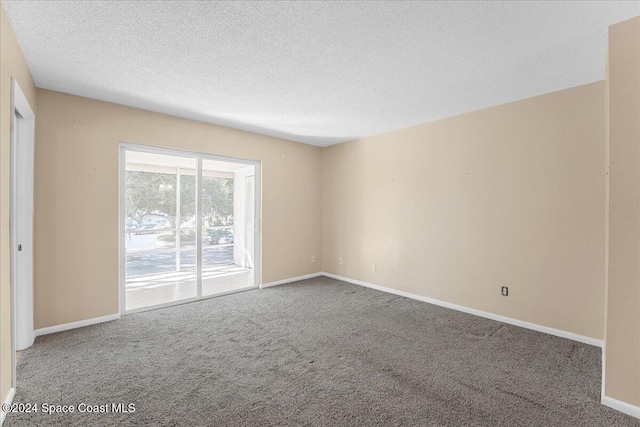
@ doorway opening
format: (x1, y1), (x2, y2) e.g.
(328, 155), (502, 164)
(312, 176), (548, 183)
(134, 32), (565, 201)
(119, 143), (260, 313)
(9, 78), (36, 398)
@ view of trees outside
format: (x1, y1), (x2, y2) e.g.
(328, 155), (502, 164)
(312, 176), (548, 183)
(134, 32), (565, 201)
(125, 170), (234, 231)
(202, 174), (234, 227)
(125, 169), (236, 278)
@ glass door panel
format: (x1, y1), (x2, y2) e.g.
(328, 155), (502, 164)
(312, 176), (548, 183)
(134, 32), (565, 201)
(201, 159), (255, 296)
(124, 151), (197, 311)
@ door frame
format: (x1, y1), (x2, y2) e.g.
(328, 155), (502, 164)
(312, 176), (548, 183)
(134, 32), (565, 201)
(10, 78), (36, 389)
(118, 142), (261, 315)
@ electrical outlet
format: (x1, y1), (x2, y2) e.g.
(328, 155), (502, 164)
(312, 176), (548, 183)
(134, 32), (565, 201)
(311, 255), (316, 263)
(339, 257), (344, 265)
(372, 264), (376, 272)
(501, 286), (509, 297)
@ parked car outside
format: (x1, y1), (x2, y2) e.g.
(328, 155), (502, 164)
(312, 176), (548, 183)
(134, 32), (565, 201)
(218, 234), (234, 245)
(206, 229), (233, 245)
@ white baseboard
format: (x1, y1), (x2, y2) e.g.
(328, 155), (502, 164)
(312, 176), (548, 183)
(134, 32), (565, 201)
(1, 388), (15, 426)
(28, 273), (602, 347)
(34, 313), (120, 337)
(602, 395), (640, 420)
(260, 272), (323, 289)
(322, 272), (603, 348)
(34, 274), (320, 335)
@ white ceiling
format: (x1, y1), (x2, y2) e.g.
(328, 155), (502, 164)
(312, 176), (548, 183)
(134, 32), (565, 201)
(3, 1), (640, 147)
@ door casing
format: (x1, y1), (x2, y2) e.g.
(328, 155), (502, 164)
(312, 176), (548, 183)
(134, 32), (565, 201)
(10, 78), (36, 389)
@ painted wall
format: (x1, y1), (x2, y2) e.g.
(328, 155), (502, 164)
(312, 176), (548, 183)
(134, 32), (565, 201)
(605, 16), (640, 407)
(323, 82), (606, 341)
(34, 89), (323, 329)
(0, 3), (37, 408)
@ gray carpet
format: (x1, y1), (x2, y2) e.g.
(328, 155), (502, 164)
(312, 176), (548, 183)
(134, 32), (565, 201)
(6, 277), (639, 426)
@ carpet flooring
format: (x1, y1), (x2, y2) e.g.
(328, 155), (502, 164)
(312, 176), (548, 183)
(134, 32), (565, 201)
(6, 277), (639, 426)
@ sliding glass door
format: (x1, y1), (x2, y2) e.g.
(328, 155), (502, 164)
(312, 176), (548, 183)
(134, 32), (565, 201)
(201, 159), (256, 297)
(121, 144), (260, 313)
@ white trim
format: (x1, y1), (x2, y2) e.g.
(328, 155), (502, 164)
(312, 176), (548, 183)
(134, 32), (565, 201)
(119, 141), (259, 166)
(322, 272), (603, 348)
(33, 314), (120, 337)
(201, 285), (258, 300)
(10, 78), (36, 390)
(124, 285), (260, 316)
(196, 157), (203, 299)
(11, 80), (34, 120)
(1, 388), (15, 426)
(602, 396), (640, 420)
(118, 145), (125, 316)
(260, 272), (323, 289)
(9, 83), (17, 391)
(124, 297), (197, 316)
(253, 163), (262, 287)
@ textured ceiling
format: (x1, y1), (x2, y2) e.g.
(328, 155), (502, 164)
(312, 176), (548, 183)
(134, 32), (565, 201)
(3, 1), (640, 146)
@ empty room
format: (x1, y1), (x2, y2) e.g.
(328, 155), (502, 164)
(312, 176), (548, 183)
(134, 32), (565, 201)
(1, 1), (639, 426)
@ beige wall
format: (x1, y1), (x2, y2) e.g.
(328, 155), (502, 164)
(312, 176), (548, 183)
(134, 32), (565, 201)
(0, 3), (37, 406)
(323, 82), (606, 340)
(34, 89), (323, 329)
(605, 16), (640, 407)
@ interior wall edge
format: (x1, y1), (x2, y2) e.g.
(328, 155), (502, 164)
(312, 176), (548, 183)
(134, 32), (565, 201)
(0, 387), (15, 426)
(260, 272), (323, 289)
(603, 14), (640, 408)
(33, 313), (120, 338)
(601, 395), (640, 421)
